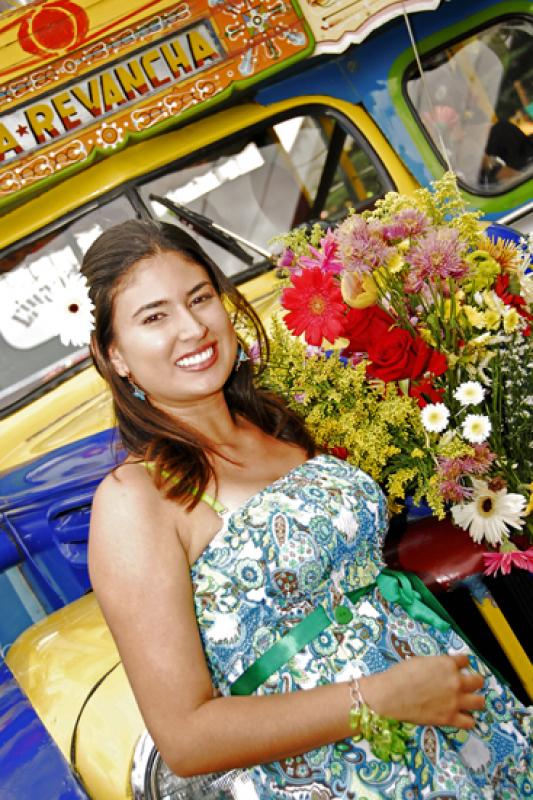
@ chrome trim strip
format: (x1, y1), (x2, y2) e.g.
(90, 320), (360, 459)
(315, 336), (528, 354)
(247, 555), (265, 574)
(131, 730), (156, 800)
(497, 201), (533, 226)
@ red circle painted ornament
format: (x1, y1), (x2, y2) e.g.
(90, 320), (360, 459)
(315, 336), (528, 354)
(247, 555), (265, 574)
(18, 1), (89, 57)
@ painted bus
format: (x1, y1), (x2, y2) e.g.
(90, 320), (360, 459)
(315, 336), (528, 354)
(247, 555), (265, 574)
(0, 0), (531, 797)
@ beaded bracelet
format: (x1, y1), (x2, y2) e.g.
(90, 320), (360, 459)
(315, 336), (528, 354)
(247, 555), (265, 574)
(348, 677), (415, 762)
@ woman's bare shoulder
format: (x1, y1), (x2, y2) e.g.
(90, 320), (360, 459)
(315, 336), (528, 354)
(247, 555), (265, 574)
(93, 461), (161, 516)
(89, 462), (183, 586)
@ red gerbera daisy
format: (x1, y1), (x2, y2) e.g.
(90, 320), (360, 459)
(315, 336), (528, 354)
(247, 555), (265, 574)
(281, 267), (346, 346)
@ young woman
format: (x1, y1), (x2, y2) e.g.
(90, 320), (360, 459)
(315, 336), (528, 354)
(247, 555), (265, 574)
(83, 219), (531, 799)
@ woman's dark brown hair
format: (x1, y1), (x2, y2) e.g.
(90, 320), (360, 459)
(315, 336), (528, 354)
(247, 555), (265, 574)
(81, 218), (315, 507)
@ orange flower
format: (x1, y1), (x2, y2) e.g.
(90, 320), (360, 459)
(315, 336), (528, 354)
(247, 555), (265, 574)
(480, 234), (521, 271)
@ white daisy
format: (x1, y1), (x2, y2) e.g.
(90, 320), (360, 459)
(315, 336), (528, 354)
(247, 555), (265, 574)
(451, 479), (526, 545)
(50, 273), (95, 347)
(462, 414), (491, 444)
(420, 402), (450, 433)
(453, 381), (485, 406)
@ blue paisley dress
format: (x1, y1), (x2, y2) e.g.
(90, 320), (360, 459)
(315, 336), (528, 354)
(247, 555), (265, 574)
(190, 454), (532, 799)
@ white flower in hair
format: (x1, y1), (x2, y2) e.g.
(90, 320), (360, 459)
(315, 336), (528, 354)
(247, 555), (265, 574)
(51, 273), (95, 347)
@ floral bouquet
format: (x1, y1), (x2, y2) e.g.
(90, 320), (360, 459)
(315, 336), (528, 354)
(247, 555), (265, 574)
(260, 174), (533, 575)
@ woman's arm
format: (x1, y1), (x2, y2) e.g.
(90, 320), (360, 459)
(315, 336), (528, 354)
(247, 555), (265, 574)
(89, 468), (484, 778)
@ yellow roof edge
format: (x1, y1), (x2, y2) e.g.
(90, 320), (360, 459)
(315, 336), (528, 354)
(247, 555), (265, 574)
(1, 95), (416, 250)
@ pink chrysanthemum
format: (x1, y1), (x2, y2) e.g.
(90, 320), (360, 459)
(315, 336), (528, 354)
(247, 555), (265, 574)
(298, 230), (344, 275)
(438, 458), (462, 481)
(281, 267), (346, 346)
(336, 216), (393, 273)
(460, 443), (497, 475)
(381, 208), (429, 242)
(438, 444), (496, 485)
(483, 548), (533, 576)
(439, 479), (473, 503)
(405, 228), (468, 293)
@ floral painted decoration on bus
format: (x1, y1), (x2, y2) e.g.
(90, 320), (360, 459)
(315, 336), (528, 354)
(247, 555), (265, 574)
(260, 174), (533, 573)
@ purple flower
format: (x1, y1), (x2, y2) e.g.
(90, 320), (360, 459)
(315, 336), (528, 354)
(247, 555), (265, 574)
(405, 228), (468, 293)
(299, 230), (344, 275)
(381, 208), (429, 242)
(247, 340), (261, 364)
(278, 248), (296, 269)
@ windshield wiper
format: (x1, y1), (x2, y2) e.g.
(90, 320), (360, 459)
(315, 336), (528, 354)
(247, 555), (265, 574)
(149, 195), (272, 267)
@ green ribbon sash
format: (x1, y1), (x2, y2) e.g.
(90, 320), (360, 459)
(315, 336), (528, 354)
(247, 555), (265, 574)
(376, 570), (455, 633)
(230, 568), (451, 696)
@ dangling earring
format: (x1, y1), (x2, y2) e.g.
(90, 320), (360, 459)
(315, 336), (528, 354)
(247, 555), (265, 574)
(234, 343), (249, 372)
(127, 375), (146, 401)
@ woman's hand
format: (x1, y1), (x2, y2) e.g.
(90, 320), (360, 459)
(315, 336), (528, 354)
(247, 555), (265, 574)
(360, 653), (485, 729)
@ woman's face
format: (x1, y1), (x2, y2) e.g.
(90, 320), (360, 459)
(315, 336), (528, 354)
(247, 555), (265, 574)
(109, 249), (237, 412)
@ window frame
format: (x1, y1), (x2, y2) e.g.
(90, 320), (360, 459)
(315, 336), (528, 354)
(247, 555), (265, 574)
(401, 12), (533, 199)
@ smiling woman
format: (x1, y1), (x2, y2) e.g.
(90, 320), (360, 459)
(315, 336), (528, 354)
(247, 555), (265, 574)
(108, 253), (236, 412)
(81, 219), (313, 510)
(80, 217), (532, 799)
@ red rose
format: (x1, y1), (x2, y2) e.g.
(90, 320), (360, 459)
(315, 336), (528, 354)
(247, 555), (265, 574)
(344, 305), (447, 382)
(343, 306), (395, 353)
(494, 274), (533, 330)
(367, 328), (447, 382)
(327, 446), (348, 460)
(410, 337), (447, 378)
(494, 274), (523, 309)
